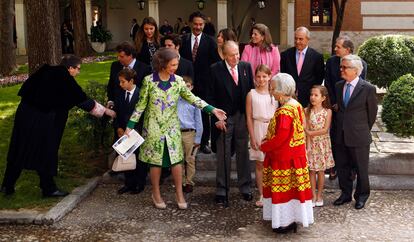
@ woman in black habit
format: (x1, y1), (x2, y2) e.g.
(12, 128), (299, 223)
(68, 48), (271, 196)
(1, 55), (116, 197)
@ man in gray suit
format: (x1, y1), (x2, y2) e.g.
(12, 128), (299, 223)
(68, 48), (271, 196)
(333, 54), (378, 209)
(208, 41), (255, 205)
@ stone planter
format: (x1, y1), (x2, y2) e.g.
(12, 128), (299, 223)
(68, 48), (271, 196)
(91, 42), (106, 53)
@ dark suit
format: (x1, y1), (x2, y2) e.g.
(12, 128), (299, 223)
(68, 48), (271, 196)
(280, 47), (325, 107)
(176, 56), (194, 80)
(335, 78), (378, 203)
(130, 23), (139, 41)
(208, 60), (255, 196)
(180, 33), (221, 147)
(113, 87), (148, 190)
(106, 59), (151, 102)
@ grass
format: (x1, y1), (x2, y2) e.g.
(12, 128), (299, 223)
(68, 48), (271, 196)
(0, 59), (114, 210)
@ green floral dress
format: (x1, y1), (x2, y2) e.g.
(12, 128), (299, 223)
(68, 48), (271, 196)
(127, 73), (213, 167)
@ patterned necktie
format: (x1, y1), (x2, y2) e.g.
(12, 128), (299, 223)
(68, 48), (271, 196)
(343, 83), (352, 107)
(231, 67), (238, 85)
(297, 51), (304, 75)
(192, 36), (199, 62)
(125, 91), (130, 103)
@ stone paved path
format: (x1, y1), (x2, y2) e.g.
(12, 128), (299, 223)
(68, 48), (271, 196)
(0, 181), (413, 241)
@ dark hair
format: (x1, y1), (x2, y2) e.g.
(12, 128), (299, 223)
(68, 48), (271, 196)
(177, 17), (182, 22)
(118, 68), (137, 82)
(135, 17), (160, 54)
(218, 28), (237, 42)
(132, 18), (137, 23)
(249, 23), (273, 52)
(60, 54), (81, 69)
(255, 64), (272, 76)
(189, 11), (206, 23)
(306, 85), (332, 119)
(182, 76), (193, 85)
(161, 34), (182, 47)
(152, 47), (179, 72)
(336, 36), (354, 53)
(116, 42), (137, 58)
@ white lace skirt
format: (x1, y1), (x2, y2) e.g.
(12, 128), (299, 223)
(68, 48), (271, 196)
(263, 198), (314, 228)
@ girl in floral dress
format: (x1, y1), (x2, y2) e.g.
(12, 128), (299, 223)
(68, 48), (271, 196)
(305, 85), (335, 207)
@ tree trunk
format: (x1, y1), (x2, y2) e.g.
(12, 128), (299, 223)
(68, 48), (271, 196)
(71, 0), (93, 57)
(26, 0), (61, 75)
(0, 0), (17, 76)
(331, 0), (347, 55)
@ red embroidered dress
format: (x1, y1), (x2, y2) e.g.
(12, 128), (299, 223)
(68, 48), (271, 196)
(261, 101), (314, 229)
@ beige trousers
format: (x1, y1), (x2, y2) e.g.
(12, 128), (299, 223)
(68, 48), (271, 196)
(181, 131), (198, 186)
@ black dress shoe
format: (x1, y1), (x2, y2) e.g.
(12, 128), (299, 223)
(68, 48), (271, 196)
(241, 193), (253, 201)
(333, 196), (352, 206)
(183, 184), (193, 193)
(1, 186), (15, 196)
(355, 200), (366, 209)
(200, 145), (212, 154)
(43, 190), (69, 197)
(215, 195), (226, 204)
(273, 222), (297, 234)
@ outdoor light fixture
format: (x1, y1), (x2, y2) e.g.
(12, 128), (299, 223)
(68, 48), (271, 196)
(137, 0), (145, 10)
(257, 0), (265, 9)
(196, 0), (205, 10)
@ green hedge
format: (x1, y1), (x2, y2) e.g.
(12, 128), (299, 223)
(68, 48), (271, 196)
(382, 74), (414, 137)
(358, 35), (414, 88)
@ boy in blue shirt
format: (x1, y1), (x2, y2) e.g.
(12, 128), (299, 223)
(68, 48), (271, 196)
(178, 76), (203, 193)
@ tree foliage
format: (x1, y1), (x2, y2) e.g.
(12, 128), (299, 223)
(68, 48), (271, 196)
(382, 74), (414, 137)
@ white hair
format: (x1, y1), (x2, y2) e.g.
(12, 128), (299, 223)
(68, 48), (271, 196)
(341, 54), (363, 76)
(295, 26), (310, 39)
(271, 73), (296, 97)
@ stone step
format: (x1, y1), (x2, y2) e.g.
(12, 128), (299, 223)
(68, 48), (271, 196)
(195, 152), (414, 175)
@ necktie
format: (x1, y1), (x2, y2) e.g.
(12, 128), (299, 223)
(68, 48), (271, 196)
(192, 36), (199, 62)
(125, 91), (130, 103)
(343, 83), (351, 107)
(231, 67), (238, 85)
(297, 51), (304, 75)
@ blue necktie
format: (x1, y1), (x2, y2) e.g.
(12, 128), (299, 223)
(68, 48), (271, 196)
(343, 83), (352, 107)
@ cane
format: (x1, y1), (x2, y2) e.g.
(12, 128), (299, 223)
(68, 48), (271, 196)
(222, 128), (229, 208)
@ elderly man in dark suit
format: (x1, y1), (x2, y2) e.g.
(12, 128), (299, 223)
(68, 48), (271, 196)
(333, 54), (377, 210)
(161, 34), (194, 80)
(325, 36), (368, 180)
(208, 41), (255, 205)
(180, 11), (221, 154)
(280, 26), (325, 107)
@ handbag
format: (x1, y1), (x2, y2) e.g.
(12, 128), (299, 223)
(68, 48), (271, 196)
(112, 154), (137, 172)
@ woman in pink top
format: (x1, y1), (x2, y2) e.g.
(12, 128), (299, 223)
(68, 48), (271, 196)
(241, 23), (280, 76)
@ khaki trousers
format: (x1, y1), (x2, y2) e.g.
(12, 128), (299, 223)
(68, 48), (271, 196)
(181, 131), (198, 186)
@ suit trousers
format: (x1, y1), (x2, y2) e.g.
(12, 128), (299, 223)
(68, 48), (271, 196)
(124, 159), (148, 189)
(200, 112), (210, 147)
(181, 131), (198, 186)
(335, 140), (370, 202)
(2, 165), (57, 194)
(215, 111), (252, 196)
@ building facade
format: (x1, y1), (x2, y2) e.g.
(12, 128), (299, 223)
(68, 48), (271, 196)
(14, 0), (414, 55)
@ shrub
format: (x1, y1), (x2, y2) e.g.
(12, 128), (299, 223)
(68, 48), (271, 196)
(381, 74), (414, 137)
(90, 25), (112, 43)
(358, 35), (414, 89)
(68, 80), (113, 152)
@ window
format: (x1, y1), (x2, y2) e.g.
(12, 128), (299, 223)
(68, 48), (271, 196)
(310, 0), (333, 26)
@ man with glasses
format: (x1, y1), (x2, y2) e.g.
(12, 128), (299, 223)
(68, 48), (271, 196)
(333, 54), (377, 210)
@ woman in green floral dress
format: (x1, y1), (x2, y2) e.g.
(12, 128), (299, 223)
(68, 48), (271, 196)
(125, 48), (226, 209)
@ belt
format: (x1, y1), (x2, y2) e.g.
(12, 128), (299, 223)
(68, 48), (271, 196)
(181, 128), (195, 132)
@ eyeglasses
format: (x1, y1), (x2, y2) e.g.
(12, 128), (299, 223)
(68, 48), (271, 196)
(339, 65), (354, 70)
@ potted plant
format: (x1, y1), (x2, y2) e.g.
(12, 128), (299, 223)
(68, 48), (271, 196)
(90, 24), (112, 53)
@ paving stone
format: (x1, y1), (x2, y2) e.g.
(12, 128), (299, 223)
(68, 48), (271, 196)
(377, 132), (414, 143)
(376, 142), (414, 153)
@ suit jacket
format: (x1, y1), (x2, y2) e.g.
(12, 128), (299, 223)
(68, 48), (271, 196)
(130, 23), (139, 40)
(280, 47), (325, 107)
(335, 78), (378, 147)
(208, 61), (255, 150)
(113, 87), (140, 131)
(325, 56), (367, 105)
(106, 59), (151, 102)
(176, 56), (194, 81)
(180, 33), (220, 97)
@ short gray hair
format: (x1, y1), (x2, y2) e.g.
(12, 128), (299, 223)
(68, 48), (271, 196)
(341, 54), (363, 76)
(295, 26), (310, 39)
(271, 73), (296, 97)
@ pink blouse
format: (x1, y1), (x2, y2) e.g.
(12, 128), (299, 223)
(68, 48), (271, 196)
(241, 44), (281, 76)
